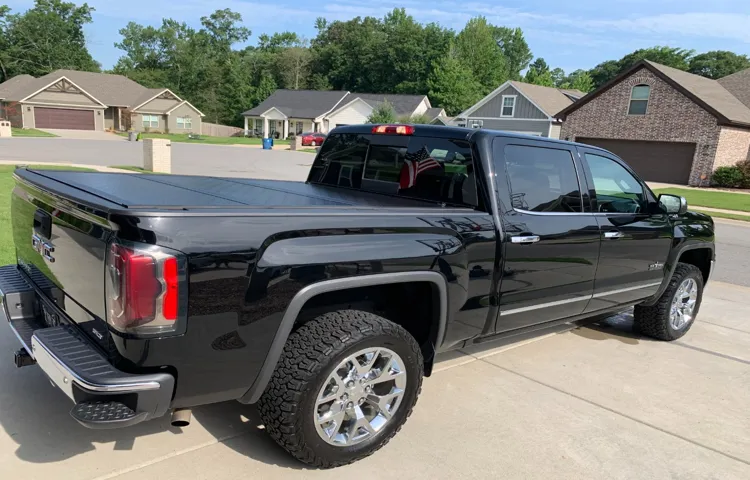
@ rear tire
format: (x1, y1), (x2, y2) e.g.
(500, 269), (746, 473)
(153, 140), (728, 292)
(257, 310), (423, 468)
(633, 263), (703, 341)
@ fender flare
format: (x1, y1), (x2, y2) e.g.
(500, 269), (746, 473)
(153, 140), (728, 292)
(238, 271), (449, 404)
(639, 242), (714, 307)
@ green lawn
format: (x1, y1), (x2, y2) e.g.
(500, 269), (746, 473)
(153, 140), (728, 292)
(0, 165), (96, 265)
(693, 208), (750, 222)
(654, 188), (750, 213)
(299, 148), (318, 154)
(11, 127), (57, 137)
(119, 132), (289, 145)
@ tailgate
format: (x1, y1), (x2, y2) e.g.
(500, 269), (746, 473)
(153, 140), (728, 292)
(11, 170), (115, 353)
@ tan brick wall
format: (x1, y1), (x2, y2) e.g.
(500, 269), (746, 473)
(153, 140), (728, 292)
(143, 139), (172, 173)
(561, 67), (721, 186)
(714, 126), (750, 168)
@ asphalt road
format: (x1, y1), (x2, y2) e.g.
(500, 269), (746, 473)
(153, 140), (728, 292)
(713, 221), (750, 287)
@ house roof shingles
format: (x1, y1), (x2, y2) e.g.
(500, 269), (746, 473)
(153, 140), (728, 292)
(717, 67), (750, 110)
(510, 81), (580, 117)
(242, 89), (429, 119)
(243, 89), (349, 118)
(0, 70), (189, 111)
(557, 60), (750, 128)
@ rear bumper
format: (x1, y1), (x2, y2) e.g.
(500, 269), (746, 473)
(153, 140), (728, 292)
(0, 265), (174, 429)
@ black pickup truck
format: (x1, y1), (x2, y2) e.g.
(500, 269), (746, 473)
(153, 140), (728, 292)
(1, 125), (714, 468)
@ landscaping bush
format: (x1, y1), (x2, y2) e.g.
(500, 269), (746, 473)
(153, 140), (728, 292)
(736, 160), (750, 188)
(711, 166), (745, 188)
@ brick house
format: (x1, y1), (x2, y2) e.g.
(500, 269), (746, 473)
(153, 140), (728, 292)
(556, 60), (750, 185)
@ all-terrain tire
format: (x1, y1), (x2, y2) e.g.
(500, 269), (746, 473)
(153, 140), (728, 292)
(256, 310), (424, 468)
(633, 262), (704, 341)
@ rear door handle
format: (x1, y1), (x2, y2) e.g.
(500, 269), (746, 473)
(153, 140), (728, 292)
(511, 235), (540, 244)
(603, 231), (625, 239)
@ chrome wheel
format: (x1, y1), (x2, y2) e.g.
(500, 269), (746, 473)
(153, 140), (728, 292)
(670, 278), (698, 330)
(314, 347), (407, 447)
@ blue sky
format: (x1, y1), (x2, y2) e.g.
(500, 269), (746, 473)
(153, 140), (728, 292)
(5, 0), (750, 74)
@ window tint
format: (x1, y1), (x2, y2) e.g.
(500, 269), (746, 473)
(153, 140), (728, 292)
(585, 153), (647, 214)
(504, 145), (582, 213)
(308, 134), (478, 207)
(628, 84), (650, 115)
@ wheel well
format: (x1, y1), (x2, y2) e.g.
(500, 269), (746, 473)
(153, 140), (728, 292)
(678, 248), (712, 283)
(296, 281), (441, 374)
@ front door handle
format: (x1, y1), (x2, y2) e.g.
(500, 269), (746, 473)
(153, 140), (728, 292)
(603, 231), (625, 239)
(511, 235), (540, 244)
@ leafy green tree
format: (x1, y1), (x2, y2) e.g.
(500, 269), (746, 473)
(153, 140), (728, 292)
(0, 0), (99, 81)
(550, 67), (566, 86)
(427, 53), (483, 116)
(524, 58), (554, 86)
(367, 101), (397, 124)
(588, 59), (620, 89)
(569, 71), (594, 92)
(619, 46), (693, 72)
(689, 51), (750, 79)
(455, 17), (508, 93)
(398, 114), (431, 124)
(493, 27), (533, 80)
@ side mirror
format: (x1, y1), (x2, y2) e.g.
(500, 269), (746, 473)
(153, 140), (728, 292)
(658, 194), (688, 215)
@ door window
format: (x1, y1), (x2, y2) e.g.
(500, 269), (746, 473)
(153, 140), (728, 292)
(585, 153), (647, 213)
(504, 145), (583, 213)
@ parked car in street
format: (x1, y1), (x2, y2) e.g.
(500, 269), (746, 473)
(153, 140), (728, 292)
(301, 132), (327, 146)
(1, 124), (714, 468)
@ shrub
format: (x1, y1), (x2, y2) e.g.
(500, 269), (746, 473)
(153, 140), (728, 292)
(711, 166), (744, 188)
(367, 101), (397, 124)
(736, 160), (750, 188)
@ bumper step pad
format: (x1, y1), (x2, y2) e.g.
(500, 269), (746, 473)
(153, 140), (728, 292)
(71, 401), (148, 429)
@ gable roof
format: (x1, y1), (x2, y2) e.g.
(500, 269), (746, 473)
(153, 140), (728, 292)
(557, 60), (750, 127)
(424, 107), (446, 121)
(242, 89), (429, 119)
(0, 69), (199, 110)
(718, 67), (750, 110)
(458, 80), (578, 119)
(243, 89), (349, 118)
(131, 88), (182, 111)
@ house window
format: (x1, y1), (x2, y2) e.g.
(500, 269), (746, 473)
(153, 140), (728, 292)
(176, 116), (192, 129)
(142, 114), (159, 128)
(501, 95), (516, 117)
(296, 121), (303, 134)
(628, 85), (650, 115)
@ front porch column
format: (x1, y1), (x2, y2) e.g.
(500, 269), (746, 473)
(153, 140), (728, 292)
(244, 116), (248, 135)
(283, 119), (289, 139)
(263, 117), (269, 138)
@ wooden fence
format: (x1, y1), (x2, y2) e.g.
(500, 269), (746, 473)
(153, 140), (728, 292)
(201, 122), (244, 137)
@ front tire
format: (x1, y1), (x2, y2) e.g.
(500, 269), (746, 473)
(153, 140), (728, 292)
(633, 263), (704, 341)
(257, 310), (423, 468)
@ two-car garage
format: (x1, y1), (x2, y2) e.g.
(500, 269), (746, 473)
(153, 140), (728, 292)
(33, 107), (95, 130)
(576, 138), (696, 185)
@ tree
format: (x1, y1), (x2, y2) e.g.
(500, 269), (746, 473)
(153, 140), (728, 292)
(588, 46), (694, 89)
(455, 17), (508, 93)
(0, 0), (99, 82)
(367, 101), (397, 124)
(427, 53), (483, 116)
(276, 38), (311, 89)
(689, 51), (750, 79)
(588, 59), (620, 89)
(493, 26), (532, 80)
(524, 58), (554, 86)
(568, 71), (594, 92)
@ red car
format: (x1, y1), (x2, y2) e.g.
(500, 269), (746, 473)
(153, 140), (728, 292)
(300, 132), (327, 146)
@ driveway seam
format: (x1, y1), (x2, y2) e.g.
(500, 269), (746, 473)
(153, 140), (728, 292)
(480, 359), (750, 467)
(671, 341), (750, 365)
(699, 321), (750, 335)
(89, 429), (255, 480)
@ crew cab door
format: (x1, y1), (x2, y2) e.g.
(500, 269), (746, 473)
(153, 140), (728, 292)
(576, 147), (672, 310)
(491, 137), (600, 333)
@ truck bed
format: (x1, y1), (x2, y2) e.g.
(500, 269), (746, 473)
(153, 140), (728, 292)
(17, 169), (454, 211)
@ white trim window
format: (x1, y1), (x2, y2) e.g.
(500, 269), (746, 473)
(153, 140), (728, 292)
(142, 114), (159, 128)
(501, 95), (517, 117)
(628, 85), (650, 115)
(176, 116), (192, 129)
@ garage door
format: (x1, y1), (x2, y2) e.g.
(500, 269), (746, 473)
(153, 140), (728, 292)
(35, 107), (94, 130)
(577, 138), (695, 184)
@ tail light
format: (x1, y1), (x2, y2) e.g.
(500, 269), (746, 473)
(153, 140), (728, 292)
(106, 240), (186, 336)
(372, 125), (414, 135)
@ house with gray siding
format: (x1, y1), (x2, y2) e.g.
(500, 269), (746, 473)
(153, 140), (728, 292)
(454, 80), (583, 138)
(242, 89), (433, 139)
(0, 69), (204, 133)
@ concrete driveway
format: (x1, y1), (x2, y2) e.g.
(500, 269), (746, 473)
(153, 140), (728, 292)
(39, 130), (127, 141)
(0, 281), (748, 480)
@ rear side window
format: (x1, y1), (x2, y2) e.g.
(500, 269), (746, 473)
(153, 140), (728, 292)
(308, 134), (478, 207)
(504, 145), (582, 213)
